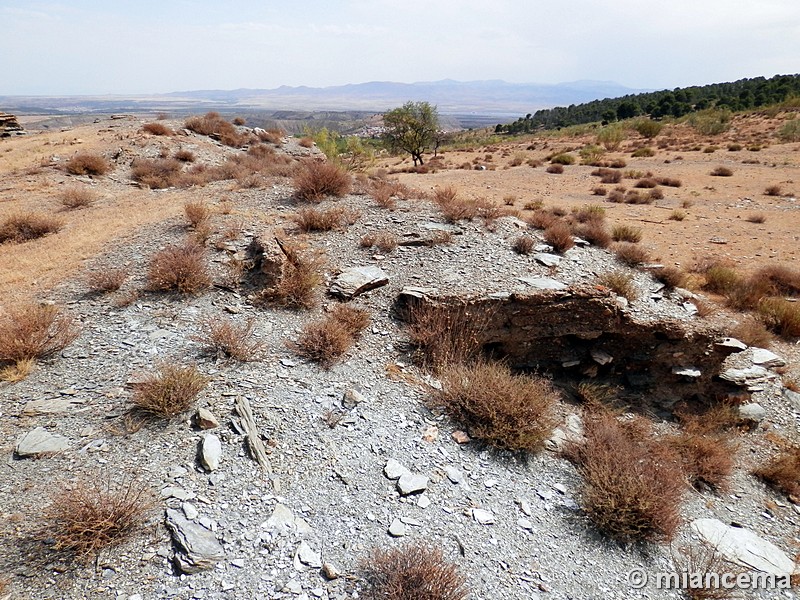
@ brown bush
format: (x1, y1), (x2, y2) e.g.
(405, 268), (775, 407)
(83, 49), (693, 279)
(298, 136), (314, 148)
(648, 187), (664, 201)
(731, 316), (774, 347)
(764, 185), (782, 196)
(0, 212), (63, 243)
(131, 158), (183, 189)
(753, 445), (800, 499)
(668, 209), (686, 221)
(592, 167), (622, 184)
(544, 221), (574, 253)
(360, 542), (469, 600)
(525, 209), (558, 230)
(572, 204), (606, 224)
(259, 243), (324, 310)
(546, 163), (564, 174)
(567, 409), (683, 543)
(624, 190), (653, 205)
(194, 316), (264, 361)
(607, 190), (625, 203)
(147, 240), (211, 295)
(174, 149), (196, 163)
(258, 128), (284, 144)
(512, 235), (534, 255)
(434, 361), (558, 452)
(592, 186), (607, 196)
(184, 201), (211, 229)
(710, 166), (733, 177)
(597, 271), (637, 301)
(86, 268), (127, 294)
(38, 477), (153, 561)
(0, 303), (79, 367)
(141, 122), (173, 136)
(370, 181), (397, 209)
(614, 242), (650, 266)
(131, 363), (208, 419)
(611, 224), (642, 243)
(293, 160), (351, 201)
(291, 305), (369, 367)
(758, 297), (800, 338)
(293, 205), (357, 232)
(653, 266), (686, 290)
(654, 177), (682, 187)
(60, 185), (96, 210)
(185, 112), (246, 147)
(668, 432), (735, 491)
(64, 152), (110, 176)
(361, 231), (398, 252)
(701, 264), (740, 295)
(576, 221), (612, 248)
(674, 402), (740, 436)
(634, 177), (657, 188)
(745, 212), (766, 223)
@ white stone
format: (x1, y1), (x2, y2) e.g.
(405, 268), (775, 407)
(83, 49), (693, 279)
(15, 427), (70, 457)
(472, 508), (495, 525)
(750, 348), (786, 368)
(397, 472), (429, 495)
(384, 458), (409, 480)
(518, 276), (567, 291)
(200, 434), (222, 471)
(388, 518), (406, 537)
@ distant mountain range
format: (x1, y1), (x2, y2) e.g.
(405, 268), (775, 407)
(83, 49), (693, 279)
(1, 79), (646, 119)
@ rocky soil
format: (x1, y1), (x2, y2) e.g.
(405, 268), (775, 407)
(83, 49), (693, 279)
(1, 119), (799, 600)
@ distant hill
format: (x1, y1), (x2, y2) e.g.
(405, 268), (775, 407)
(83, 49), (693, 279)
(498, 74), (800, 132)
(0, 79), (645, 121)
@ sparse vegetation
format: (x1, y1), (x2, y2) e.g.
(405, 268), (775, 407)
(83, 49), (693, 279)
(293, 160), (351, 201)
(611, 224), (642, 243)
(185, 111), (246, 147)
(194, 316), (264, 361)
(669, 209), (687, 221)
(141, 122), (173, 136)
(291, 304), (369, 367)
(549, 152), (575, 165)
(293, 205), (356, 232)
(544, 221), (574, 253)
(147, 240), (211, 295)
(86, 268), (127, 294)
(668, 432), (736, 491)
(597, 271), (637, 301)
(614, 242), (650, 266)
(758, 297), (800, 338)
(259, 243), (325, 310)
(0, 303), (79, 376)
(131, 363), (208, 419)
(184, 200), (212, 229)
(0, 212), (63, 243)
(434, 361), (558, 452)
(360, 542), (469, 600)
(631, 147), (655, 158)
(745, 212), (766, 223)
(512, 235), (534, 255)
(131, 158), (183, 189)
(60, 185), (96, 210)
(710, 166), (733, 177)
(545, 163), (564, 174)
(653, 266), (686, 290)
(64, 152), (111, 176)
(764, 184), (782, 196)
(753, 444), (800, 499)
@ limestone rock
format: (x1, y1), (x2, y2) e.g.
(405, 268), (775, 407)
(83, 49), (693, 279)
(200, 434), (222, 471)
(384, 459), (409, 480)
(388, 518), (407, 537)
(533, 253), (561, 267)
(750, 348), (786, 368)
(397, 472), (429, 496)
(329, 266), (388, 299)
(15, 427), (70, 457)
(195, 408), (220, 430)
(719, 366), (772, 386)
(518, 276), (567, 291)
(738, 403), (767, 422)
(472, 508), (495, 525)
(165, 508), (225, 574)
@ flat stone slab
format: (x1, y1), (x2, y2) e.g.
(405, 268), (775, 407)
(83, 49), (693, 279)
(716, 337), (748, 352)
(329, 266), (388, 299)
(22, 397), (83, 415)
(720, 366), (772, 386)
(165, 508), (225, 574)
(518, 277), (567, 291)
(15, 427), (70, 457)
(691, 518), (796, 577)
(750, 348), (786, 368)
(397, 472), (429, 495)
(533, 253), (562, 267)
(200, 434), (222, 471)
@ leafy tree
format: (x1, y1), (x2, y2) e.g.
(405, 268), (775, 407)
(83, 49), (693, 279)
(382, 101), (439, 166)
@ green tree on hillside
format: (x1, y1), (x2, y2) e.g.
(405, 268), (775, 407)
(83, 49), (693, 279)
(382, 101), (439, 166)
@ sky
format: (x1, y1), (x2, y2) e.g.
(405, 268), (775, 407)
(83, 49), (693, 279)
(1, 0), (799, 96)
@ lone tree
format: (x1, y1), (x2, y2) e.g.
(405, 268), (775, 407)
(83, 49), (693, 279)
(382, 101), (439, 166)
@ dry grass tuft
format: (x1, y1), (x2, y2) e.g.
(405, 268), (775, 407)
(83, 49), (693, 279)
(611, 224), (642, 243)
(597, 271), (637, 301)
(147, 240), (211, 295)
(614, 242), (650, 267)
(434, 361), (558, 452)
(360, 542), (469, 600)
(37, 477), (153, 562)
(710, 166), (733, 177)
(194, 316), (264, 361)
(668, 432), (736, 491)
(544, 221), (574, 253)
(0, 212), (63, 243)
(293, 160), (351, 201)
(131, 157), (184, 189)
(131, 363), (208, 419)
(575, 221), (612, 248)
(546, 163), (564, 174)
(652, 266), (686, 290)
(293, 205), (357, 232)
(185, 111), (247, 147)
(361, 231), (398, 252)
(567, 409), (683, 543)
(745, 212), (766, 223)
(60, 185), (96, 210)
(730, 316), (774, 347)
(64, 152), (111, 176)
(668, 209), (687, 221)
(184, 200), (212, 229)
(525, 209), (559, 230)
(764, 184), (782, 196)
(174, 149), (196, 163)
(141, 122), (173, 136)
(758, 297), (800, 338)
(512, 235), (535, 255)
(0, 303), (79, 371)
(291, 305), (369, 367)
(753, 445), (800, 499)
(86, 268), (127, 294)
(259, 243), (325, 310)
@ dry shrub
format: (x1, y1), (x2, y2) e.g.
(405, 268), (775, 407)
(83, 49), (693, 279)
(546, 163), (564, 174)
(258, 128), (284, 144)
(60, 185), (96, 210)
(370, 180), (397, 209)
(701, 264), (740, 295)
(653, 266), (686, 290)
(131, 158), (183, 189)
(668, 433), (736, 491)
(293, 160), (351, 201)
(674, 402), (740, 436)
(648, 187), (664, 201)
(86, 268), (127, 294)
(567, 409), (683, 543)
(293, 205), (356, 232)
(607, 189), (625, 203)
(64, 152), (110, 176)
(141, 122), (173, 136)
(669, 209), (686, 221)
(671, 542), (743, 600)
(525, 209), (559, 230)
(184, 200), (211, 229)
(597, 271), (637, 301)
(611, 224), (642, 243)
(575, 381), (619, 405)
(260, 243), (325, 310)
(572, 204), (606, 224)
(752, 264), (800, 296)
(185, 111), (246, 147)
(592, 167), (622, 184)
(512, 235), (534, 255)
(405, 303), (492, 371)
(614, 242), (650, 267)
(131, 363), (208, 419)
(576, 221), (612, 248)
(592, 186), (607, 196)
(291, 305), (369, 367)
(544, 221), (574, 253)
(745, 212), (766, 223)
(753, 446), (800, 499)
(298, 136), (314, 148)
(147, 241), (211, 295)
(360, 231), (398, 252)
(434, 361), (558, 452)
(731, 316), (774, 347)
(174, 149), (196, 163)
(634, 177), (658, 188)
(0, 303), (79, 371)
(764, 184), (782, 196)
(360, 542), (468, 600)
(0, 357), (35, 382)
(194, 316), (264, 361)
(655, 177), (682, 187)
(710, 166), (733, 177)
(758, 297), (800, 338)
(38, 477), (153, 561)
(475, 197), (503, 225)
(624, 190), (653, 205)
(0, 212), (63, 243)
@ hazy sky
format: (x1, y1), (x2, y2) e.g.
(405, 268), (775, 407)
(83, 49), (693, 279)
(2, 0), (798, 95)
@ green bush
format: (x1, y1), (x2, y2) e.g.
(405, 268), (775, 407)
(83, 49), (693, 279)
(596, 125), (625, 150)
(633, 119), (663, 139)
(778, 119), (800, 142)
(550, 152), (575, 165)
(688, 109), (732, 135)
